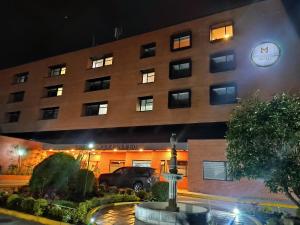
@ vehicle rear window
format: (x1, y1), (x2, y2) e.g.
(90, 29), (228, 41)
(134, 167), (154, 176)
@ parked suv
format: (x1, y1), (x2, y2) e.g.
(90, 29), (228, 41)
(98, 167), (157, 192)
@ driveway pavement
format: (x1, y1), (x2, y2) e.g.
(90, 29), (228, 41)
(0, 214), (41, 225)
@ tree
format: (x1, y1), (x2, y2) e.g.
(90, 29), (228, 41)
(29, 153), (80, 197)
(226, 93), (300, 207)
(69, 169), (96, 199)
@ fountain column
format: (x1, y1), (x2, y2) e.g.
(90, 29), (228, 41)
(164, 133), (183, 212)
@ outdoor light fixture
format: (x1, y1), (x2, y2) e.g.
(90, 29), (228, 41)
(17, 148), (26, 156)
(139, 148), (144, 152)
(113, 148), (118, 152)
(88, 143), (94, 149)
(233, 208), (240, 215)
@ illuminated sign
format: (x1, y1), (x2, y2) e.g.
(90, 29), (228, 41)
(251, 42), (280, 67)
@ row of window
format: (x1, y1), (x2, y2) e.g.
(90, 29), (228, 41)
(11, 21), (234, 85)
(5, 83), (237, 123)
(8, 51), (236, 103)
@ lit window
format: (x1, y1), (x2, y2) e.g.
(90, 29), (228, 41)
(210, 50), (236, 73)
(168, 89), (191, 109)
(83, 102), (108, 116)
(110, 161), (125, 173)
(6, 111), (20, 123)
(210, 22), (233, 42)
(14, 72), (28, 84)
(45, 85), (63, 97)
(99, 103), (108, 115)
(132, 160), (151, 167)
(49, 65), (66, 76)
(90, 55), (113, 68)
(210, 83), (237, 105)
(137, 96), (153, 112)
(171, 32), (192, 51)
(203, 161), (232, 181)
(8, 91), (25, 103)
(141, 69), (155, 83)
(169, 59), (192, 79)
(104, 56), (113, 66)
(41, 107), (59, 120)
(92, 59), (104, 68)
(141, 42), (156, 58)
(85, 77), (110, 91)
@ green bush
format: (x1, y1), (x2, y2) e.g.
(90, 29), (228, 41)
(52, 199), (77, 208)
(21, 197), (35, 213)
(48, 205), (63, 220)
(108, 186), (119, 194)
(73, 202), (89, 223)
(151, 181), (169, 201)
(6, 194), (22, 210)
(33, 198), (48, 216)
(70, 169), (96, 196)
(135, 190), (148, 200)
(125, 188), (134, 195)
(0, 192), (8, 207)
(123, 194), (140, 202)
(29, 153), (80, 197)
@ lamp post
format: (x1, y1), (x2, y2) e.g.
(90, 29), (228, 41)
(164, 133), (182, 212)
(83, 143), (94, 198)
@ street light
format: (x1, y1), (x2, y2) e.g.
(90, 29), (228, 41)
(83, 142), (94, 198)
(17, 147), (26, 174)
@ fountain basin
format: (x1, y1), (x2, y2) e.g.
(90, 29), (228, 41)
(135, 202), (209, 225)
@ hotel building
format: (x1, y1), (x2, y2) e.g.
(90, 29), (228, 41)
(0, 0), (299, 199)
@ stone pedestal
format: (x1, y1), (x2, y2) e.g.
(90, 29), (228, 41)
(163, 173), (183, 212)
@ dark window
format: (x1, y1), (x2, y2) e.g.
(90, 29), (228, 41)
(83, 102), (108, 116)
(210, 50), (236, 73)
(203, 161), (232, 181)
(160, 160), (188, 176)
(9, 91), (25, 103)
(85, 77), (110, 92)
(210, 83), (237, 105)
(171, 31), (192, 51)
(169, 59), (192, 79)
(210, 22), (233, 42)
(140, 42), (156, 58)
(141, 69), (155, 83)
(168, 89), (191, 109)
(45, 85), (63, 97)
(14, 72), (28, 84)
(6, 111), (20, 123)
(137, 96), (153, 112)
(41, 107), (59, 120)
(91, 54), (113, 68)
(49, 64), (66, 76)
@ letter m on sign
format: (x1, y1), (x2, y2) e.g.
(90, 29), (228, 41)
(261, 46), (268, 54)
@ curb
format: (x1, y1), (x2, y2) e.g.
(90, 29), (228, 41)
(0, 207), (70, 225)
(86, 201), (140, 224)
(178, 191), (298, 209)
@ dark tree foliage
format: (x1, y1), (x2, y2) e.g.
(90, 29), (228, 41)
(69, 169), (96, 197)
(29, 153), (80, 197)
(226, 93), (300, 207)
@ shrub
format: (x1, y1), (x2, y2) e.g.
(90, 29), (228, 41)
(123, 194), (140, 202)
(108, 186), (118, 194)
(98, 184), (108, 193)
(33, 198), (48, 216)
(70, 169), (96, 196)
(52, 199), (77, 208)
(6, 194), (22, 210)
(151, 181), (169, 201)
(21, 197), (35, 213)
(61, 208), (73, 223)
(125, 188), (134, 195)
(29, 153), (79, 197)
(0, 192), (8, 207)
(48, 204), (63, 220)
(135, 190), (148, 200)
(74, 202), (88, 223)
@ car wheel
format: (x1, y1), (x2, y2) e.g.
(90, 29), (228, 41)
(133, 182), (143, 192)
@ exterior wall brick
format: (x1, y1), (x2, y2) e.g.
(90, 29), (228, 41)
(187, 139), (287, 200)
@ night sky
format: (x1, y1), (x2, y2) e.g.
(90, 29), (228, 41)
(0, 0), (298, 70)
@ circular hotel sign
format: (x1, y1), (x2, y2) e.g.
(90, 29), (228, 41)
(251, 42), (280, 67)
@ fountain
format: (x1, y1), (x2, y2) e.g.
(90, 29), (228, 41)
(135, 133), (209, 225)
